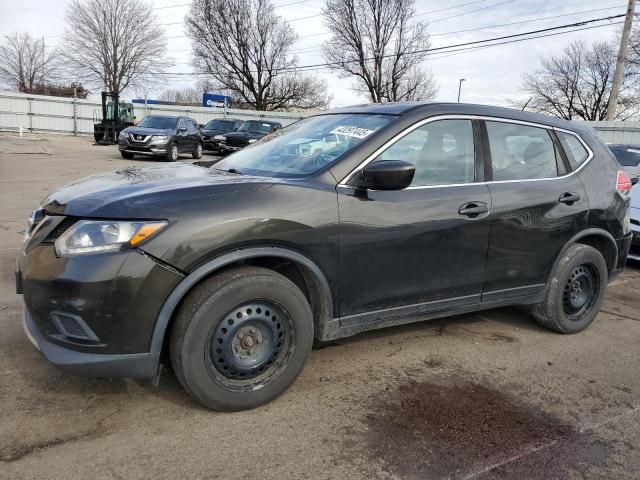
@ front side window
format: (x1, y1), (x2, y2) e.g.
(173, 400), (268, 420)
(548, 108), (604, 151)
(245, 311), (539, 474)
(215, 114), (392, 177)
(375, 119), (475, 186)
(486, 121), (558, 181)
(558, 131), (589, 168)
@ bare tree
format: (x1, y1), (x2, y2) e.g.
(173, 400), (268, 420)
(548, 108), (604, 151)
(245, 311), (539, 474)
(186, 0), (330, 111)
(0, 33), (58, 92)
(322, 0), (438, 103)
(60, 0), (171, 95)
(159, 87), (203, 105)
(521, 40), (640, 121)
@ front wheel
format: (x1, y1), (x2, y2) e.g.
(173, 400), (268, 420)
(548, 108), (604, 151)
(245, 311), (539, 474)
(166, 143), (179, 162)
(192, 143), (203, 159)
(170, 266), (314, 411)
(531, 244), (608, 333)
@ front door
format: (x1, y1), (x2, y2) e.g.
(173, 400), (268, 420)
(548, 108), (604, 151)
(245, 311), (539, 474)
(480, 119), (589, 301)
(337, 118), (492, 325)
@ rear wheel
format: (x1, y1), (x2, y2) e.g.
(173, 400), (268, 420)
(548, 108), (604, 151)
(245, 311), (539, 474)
(120, 151), (134, 159)
(192, 142), (203, 159)
(166, 143), (179, 162)
(170, 266), (314, 411)
(531, 244), (607, 333)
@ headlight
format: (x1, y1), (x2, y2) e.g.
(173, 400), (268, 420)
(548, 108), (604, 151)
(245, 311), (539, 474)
(151, 135), (169, 141)
(55, 220), (167, 256)
(213, 135), (226, 141)
(248, 139), (257, 144)
(118, 131), (127, 139)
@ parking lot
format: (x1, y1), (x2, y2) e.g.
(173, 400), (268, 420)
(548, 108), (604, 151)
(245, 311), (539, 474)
(1, 131), (639, 479)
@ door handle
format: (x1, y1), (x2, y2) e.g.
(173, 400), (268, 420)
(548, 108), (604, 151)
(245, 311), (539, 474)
(559, 192), (580, 205)
(458, 202), (489, 218)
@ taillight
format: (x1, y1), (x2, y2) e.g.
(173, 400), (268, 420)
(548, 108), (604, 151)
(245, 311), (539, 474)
(616, 170), (632, 193)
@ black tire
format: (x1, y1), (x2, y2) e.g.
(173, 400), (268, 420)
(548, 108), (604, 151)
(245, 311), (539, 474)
(166, 143), (179, 162)
(120, 151), (134, 159)
(531, 244), (608, 333)
(170, 266), (314, 411)
(192, 142), (203, 159)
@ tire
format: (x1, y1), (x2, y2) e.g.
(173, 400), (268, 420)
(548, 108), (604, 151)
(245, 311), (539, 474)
(531, 244), (608, 333)
(120, 151), (134, 159)
(166, 143), (179, 162)
(170, 266), (314, 411)
(192, 142), (203, 159)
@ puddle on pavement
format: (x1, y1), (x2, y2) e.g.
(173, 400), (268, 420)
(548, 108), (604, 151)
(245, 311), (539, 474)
(365, 378), (607, 479)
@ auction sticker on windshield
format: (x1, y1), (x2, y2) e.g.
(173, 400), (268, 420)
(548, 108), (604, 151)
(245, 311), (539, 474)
(330, 126), (374, 139)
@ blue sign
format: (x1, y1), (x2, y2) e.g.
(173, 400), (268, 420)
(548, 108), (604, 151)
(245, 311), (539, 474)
(203, 93), (233, 108)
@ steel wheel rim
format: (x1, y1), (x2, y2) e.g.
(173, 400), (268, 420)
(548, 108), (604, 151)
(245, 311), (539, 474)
(563, 263), (599, 321)
(205, 300), (295, 391)
(196, 144), (202, 156)
(171, 145), (178, 160)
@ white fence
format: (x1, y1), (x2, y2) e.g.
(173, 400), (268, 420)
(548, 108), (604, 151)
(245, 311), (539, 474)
(2, 90), (640, 145)
(0, 91), (310, 136)
(582, 121), (640, 144)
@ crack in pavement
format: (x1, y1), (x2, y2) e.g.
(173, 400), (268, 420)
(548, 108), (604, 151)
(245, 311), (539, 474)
(0, 410), (120, 463)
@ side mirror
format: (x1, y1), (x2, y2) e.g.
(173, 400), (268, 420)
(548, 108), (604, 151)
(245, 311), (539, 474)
(354, 160), (415, 191)
(632, 176), (639, 186)
(178, 127), (187, 133)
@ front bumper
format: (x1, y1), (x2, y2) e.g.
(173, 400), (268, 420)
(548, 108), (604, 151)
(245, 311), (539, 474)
(23, 306), (159, 378)
(16, 218), (183, 376)
(118, 136), (169, 156)
(218, 143), (243, 153)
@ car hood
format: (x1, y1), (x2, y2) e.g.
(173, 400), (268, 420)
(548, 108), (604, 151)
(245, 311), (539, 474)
(123, 126), (174, 136)
(202, 128), (230, 136)
(41, 163), (274, 218)
(226, 131), (265, 140)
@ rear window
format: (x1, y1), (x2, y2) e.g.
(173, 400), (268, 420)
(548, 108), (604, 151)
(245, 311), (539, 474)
(205, 120), (236, 131)
(558, 132), (589, 169)
(609, 145), (640, 167)
(486, 121), (559, 181)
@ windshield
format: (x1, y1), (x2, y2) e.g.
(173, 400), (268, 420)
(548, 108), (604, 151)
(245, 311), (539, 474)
(137, 116), (178, 129)
(238, 121), (277, 134)
(610, 145), (640, 167)
(215, 114), (393, 177)
(205, 120), (236, 131)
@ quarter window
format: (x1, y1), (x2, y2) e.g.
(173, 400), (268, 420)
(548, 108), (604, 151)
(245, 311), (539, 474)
(557, 131), (589, 169)
(376, 119), (475, 186)
(486, 121), (558, 181)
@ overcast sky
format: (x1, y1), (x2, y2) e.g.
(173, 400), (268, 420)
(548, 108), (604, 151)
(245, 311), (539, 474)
(0, 0), (630, 107)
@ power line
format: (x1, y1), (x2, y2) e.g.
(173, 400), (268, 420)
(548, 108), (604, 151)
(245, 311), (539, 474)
(426, 0), (516, 23)
(155, 15), (625, 76)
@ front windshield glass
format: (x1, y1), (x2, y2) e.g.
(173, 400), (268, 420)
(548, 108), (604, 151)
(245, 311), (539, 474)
(238, 121), (276, 134)
(137, 116), (178, 129)
(215, 114), (392, 177)
(205, 120), (235, 131)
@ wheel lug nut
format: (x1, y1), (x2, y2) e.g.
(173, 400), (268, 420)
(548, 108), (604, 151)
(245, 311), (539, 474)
(249, 328), (256, 334)
(257, 338), (262, 344)
(238, 333), (244, 339)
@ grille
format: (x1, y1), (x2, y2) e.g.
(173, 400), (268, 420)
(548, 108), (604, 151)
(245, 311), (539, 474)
(44, 217), (77, 243)
(226, 137), (249, 148)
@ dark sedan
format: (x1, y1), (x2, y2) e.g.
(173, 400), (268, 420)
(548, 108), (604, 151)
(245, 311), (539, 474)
(218, 120), (282, 153)
(201, 118), (242, 153)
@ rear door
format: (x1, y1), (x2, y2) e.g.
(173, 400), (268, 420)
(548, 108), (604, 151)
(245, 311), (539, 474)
(176, 118), (189, 152)
(481, 119), (589, 301)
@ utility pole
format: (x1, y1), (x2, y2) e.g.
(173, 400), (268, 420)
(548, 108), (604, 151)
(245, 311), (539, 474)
(606, 0), (636, 120)
(457, 78), (466, 103)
